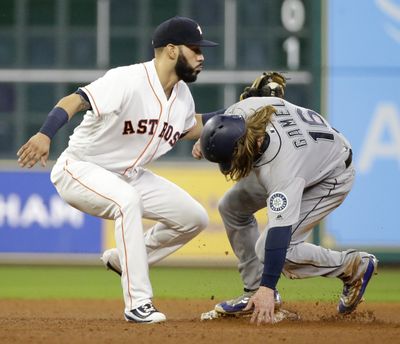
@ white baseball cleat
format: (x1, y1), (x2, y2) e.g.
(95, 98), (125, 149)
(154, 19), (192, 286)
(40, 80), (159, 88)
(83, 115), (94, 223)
(100, 248), (122, 276)
(124, 302), (166, 323)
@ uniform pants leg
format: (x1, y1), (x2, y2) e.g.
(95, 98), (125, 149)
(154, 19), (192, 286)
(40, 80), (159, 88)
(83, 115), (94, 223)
(255, 166), (370, 282)
(218, 172), (266, 290)
(130, 168), (209, 265)
(51, 159), (151, 312)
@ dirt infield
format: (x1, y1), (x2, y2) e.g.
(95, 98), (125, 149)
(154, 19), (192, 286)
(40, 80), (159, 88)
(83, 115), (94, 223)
(0, 299), (399, 344)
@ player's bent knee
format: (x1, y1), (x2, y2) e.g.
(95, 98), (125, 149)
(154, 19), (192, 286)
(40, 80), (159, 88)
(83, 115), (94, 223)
(192, 206), (209, 231)
(183, 204), (209, 234)
(217, 193), (242, 218)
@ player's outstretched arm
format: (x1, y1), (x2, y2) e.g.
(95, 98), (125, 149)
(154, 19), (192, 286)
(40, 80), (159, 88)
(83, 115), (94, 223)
(17, 93), (90, 168)
(182, 114), (204, 140)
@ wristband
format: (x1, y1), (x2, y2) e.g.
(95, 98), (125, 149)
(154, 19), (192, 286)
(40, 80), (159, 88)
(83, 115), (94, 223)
(260, 226), (292, 289)
(39, 107), (69, 139)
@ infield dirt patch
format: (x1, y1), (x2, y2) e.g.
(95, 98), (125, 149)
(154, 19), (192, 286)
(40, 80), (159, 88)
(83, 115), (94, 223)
(0, 299), (399, 344)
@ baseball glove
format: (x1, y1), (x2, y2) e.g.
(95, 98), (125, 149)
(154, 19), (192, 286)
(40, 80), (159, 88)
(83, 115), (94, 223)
(239, 71), (287, 100)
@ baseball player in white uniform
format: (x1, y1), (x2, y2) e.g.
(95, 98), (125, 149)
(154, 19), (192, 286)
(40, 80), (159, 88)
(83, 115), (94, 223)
(196, 94), (378, 324)
(17, 16), (218, 323)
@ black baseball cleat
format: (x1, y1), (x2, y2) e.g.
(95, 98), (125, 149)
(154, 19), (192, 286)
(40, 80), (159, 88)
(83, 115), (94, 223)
(124, 303), (166, 323)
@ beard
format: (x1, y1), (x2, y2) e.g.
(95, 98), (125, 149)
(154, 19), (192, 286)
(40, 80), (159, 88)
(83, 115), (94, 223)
(175, 51), (200, 83)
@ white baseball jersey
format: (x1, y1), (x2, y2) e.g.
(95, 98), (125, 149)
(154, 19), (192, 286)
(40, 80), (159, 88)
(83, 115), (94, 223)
(51, 59), (208, 313)
(63, 59), (196, 175)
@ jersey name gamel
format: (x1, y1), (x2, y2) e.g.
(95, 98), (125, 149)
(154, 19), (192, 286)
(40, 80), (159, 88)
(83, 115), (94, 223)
(272, 102), (308, 148)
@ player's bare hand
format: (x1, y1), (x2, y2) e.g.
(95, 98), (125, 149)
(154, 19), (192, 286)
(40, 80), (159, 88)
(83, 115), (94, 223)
(192, 139), (203, 160)
(17, 132), (51, 168)
(244, 286), (275, 325)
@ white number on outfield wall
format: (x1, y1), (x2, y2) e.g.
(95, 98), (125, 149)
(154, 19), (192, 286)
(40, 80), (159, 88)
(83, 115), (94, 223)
(283, 36), (300, 70)
(281, 0), (305, 70)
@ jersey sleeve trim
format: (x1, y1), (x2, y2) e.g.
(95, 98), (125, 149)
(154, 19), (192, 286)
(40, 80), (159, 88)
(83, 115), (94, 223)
(81, 87), (101, 117)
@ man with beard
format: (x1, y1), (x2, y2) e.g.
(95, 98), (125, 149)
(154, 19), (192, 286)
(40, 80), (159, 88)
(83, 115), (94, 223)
(17, 16), (218, 324)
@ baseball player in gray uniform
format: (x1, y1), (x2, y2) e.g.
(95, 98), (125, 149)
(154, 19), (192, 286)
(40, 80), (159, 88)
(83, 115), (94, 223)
(195, 86), (378, 324)
(17, 16), (217, 324)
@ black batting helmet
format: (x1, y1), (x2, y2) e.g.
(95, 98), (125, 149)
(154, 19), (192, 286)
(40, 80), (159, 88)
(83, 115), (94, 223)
(200, 115), (246, 173)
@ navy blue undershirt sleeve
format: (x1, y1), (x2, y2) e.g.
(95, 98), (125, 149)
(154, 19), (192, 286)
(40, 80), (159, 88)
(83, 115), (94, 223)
(75, 88), (93, 110)
(260, 226), (292, 290)
(201, 108), (227, 125)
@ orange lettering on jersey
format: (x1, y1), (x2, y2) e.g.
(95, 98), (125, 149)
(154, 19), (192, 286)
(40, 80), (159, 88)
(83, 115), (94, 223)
(122, 120), (135, 135)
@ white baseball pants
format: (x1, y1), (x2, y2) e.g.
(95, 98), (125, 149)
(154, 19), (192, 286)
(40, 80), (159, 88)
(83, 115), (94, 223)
(51, 156), (208, 311)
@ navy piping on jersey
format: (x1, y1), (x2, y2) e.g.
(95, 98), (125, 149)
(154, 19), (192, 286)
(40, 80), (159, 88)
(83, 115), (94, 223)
(253, 133), (270, 162)
(254, 122), (282, 167)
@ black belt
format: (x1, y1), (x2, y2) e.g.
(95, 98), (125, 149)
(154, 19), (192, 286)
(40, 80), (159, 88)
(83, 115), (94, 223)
(345, 149), (353, 168)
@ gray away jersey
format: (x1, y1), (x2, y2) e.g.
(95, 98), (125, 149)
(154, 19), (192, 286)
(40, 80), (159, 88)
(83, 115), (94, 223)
(225, 97), (352, 228)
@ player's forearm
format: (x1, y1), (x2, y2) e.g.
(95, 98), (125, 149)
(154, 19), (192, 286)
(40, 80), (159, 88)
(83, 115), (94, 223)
(182, 114), (204, 140)
(56, 93), (90, 119)
(260, 226), (292, 290)
(39, 93), (89, 140)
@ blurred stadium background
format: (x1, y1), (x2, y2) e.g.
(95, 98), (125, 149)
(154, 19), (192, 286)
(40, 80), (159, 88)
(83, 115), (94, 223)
(0, 0), (399, 266)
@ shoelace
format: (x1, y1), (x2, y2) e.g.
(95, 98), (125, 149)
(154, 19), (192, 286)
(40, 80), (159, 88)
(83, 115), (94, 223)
(140, 303), (157, 313)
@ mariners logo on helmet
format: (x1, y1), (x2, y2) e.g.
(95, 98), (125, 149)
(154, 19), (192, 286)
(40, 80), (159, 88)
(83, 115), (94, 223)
(269, 192), (288, 213)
